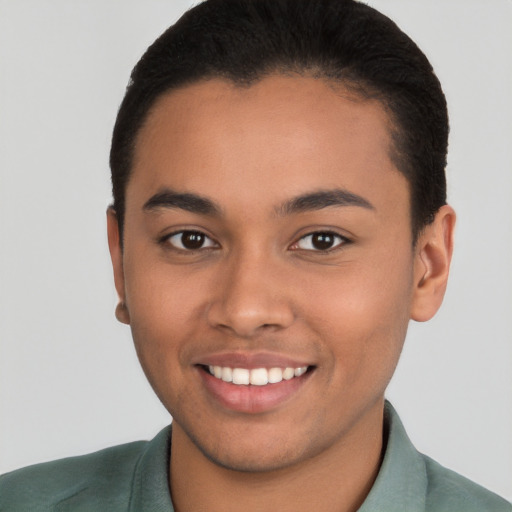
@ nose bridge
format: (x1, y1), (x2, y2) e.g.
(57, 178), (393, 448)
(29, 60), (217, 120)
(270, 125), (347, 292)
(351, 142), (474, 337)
(207, 244), (294, 336)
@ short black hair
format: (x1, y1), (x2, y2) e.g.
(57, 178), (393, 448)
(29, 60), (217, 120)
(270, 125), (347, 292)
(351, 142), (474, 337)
(110, 0), (448, 242)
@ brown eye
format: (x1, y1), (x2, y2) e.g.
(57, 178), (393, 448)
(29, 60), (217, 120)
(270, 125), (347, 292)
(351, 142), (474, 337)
(295, 232), (346, 251)
(181, 232), (205, 249)
(166, 231), (217, 250)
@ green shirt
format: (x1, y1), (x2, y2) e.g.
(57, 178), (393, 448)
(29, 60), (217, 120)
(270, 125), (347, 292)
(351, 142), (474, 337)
(1, 403), (510, 511)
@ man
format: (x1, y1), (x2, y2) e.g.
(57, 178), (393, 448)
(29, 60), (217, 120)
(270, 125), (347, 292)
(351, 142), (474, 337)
(1, 0), (510, 510)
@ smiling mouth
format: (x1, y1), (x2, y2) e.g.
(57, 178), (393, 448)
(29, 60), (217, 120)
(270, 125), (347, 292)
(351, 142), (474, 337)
(197, 362), (315, 413)
(202, 365), (313, 386)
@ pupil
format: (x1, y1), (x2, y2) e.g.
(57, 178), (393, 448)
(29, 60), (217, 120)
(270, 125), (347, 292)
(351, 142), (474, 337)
(182, 232), (204, 249)
(312, 233), (334, 250)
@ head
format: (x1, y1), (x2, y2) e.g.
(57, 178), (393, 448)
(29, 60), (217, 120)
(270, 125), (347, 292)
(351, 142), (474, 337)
(110, 0), (448, 244)
(107, 0), (455, 477)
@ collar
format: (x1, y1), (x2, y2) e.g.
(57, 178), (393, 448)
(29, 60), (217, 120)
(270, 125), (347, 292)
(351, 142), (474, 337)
(129, 425), (174, 512)
(358, 401), (427, 511)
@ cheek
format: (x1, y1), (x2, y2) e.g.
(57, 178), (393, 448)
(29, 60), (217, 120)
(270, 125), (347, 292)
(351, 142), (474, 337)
(124, 250), (207, 330)
(122, 256), (210, 382)
(304, 256), (414, 382)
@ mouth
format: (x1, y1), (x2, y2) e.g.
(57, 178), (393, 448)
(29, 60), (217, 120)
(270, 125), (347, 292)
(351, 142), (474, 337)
(196, 362), (315, 413)
(203, 364), (310, 386)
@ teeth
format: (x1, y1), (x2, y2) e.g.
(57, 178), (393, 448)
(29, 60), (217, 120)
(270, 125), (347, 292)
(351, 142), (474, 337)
(232, 368), (250, 385)
(282, 367), (295, 380)
(221, 367), (233, 383)
(294, 366), (307, 377)
(268, 367), (283, 384)
(208, 365), (308, 386)
(249, 368), (268, 386)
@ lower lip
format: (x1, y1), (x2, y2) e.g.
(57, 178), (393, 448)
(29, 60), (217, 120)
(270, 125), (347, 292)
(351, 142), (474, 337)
(198, 367), (313, 414)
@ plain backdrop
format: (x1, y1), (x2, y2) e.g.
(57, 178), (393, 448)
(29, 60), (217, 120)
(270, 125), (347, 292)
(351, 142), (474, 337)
(1, 0), (511, 501)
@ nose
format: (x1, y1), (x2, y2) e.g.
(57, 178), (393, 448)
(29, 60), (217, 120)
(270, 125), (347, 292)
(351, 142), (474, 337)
(206, 250), (295, 338)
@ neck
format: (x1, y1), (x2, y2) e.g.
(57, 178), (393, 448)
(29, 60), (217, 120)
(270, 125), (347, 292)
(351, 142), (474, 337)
(169, 405), (385, 512)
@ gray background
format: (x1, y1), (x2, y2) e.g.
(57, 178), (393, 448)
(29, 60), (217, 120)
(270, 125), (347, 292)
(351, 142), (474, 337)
(1, 0), (511, 501)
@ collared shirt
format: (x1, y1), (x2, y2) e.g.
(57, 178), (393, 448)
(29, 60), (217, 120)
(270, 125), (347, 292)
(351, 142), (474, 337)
(1, 402), (510, 511)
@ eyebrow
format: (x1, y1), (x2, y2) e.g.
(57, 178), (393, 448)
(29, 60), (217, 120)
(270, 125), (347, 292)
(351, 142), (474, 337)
(143, 189), (221, 216)
(143, 187), (374, 218)
(276, 189), (375, 216)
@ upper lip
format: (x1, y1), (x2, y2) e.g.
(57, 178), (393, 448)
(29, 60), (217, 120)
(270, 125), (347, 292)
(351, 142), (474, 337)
(192, 351), (313, 369)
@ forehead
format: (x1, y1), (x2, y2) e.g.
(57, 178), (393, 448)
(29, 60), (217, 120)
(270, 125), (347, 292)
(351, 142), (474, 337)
(128, 75), (407, 216)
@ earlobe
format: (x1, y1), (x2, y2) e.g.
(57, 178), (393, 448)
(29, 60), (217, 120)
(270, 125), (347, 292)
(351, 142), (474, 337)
(410, 205), (456, 322)
(107, 208), (131, 325)
(115, 301), (130, 324)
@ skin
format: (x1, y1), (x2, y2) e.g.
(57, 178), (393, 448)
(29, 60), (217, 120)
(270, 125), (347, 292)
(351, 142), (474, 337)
(108, 75), (455, 512)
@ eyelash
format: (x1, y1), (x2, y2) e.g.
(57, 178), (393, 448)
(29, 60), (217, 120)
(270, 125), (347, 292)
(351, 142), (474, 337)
(160, 230), (350, 253)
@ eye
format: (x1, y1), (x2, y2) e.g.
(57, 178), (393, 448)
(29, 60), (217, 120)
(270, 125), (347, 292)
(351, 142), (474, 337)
(294, 232), (348, 251)
(165, 230), (218, 251)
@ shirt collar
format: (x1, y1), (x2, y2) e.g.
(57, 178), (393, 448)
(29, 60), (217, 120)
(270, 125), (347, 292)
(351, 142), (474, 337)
(358, 401), (427, 512)
(129, 425), (175, 512)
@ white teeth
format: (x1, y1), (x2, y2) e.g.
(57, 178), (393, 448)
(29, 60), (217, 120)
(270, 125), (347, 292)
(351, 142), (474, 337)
(294, 366), (307, 377)
(232, 368), (250, 385)
(282, 367), (295, 380)
(221, 367), (233, 383)
(268, 367), (284, 384)
(250, 368), (268, 386)
(208, 365), (309, 386)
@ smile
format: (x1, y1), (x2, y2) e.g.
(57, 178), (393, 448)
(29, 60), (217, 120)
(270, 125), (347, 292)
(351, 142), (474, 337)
(207, 365), (309, 386)
(197, 360), (314, 413)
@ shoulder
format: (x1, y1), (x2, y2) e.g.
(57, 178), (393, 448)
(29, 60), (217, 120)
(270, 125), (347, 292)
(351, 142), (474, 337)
(422, 454), (512, 512)
(0, 440), (148, 512)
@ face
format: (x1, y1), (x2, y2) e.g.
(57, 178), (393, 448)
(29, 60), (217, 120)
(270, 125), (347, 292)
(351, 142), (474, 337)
(109, 75), (448, 473)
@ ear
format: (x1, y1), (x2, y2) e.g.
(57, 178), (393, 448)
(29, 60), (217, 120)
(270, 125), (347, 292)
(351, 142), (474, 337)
(410, 204), (456, 322)
(107, 208), (130, 324)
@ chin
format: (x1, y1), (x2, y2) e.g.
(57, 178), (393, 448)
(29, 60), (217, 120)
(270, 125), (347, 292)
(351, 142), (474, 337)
(200, 444), (308, 474)
(180, 419), (321, 474)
